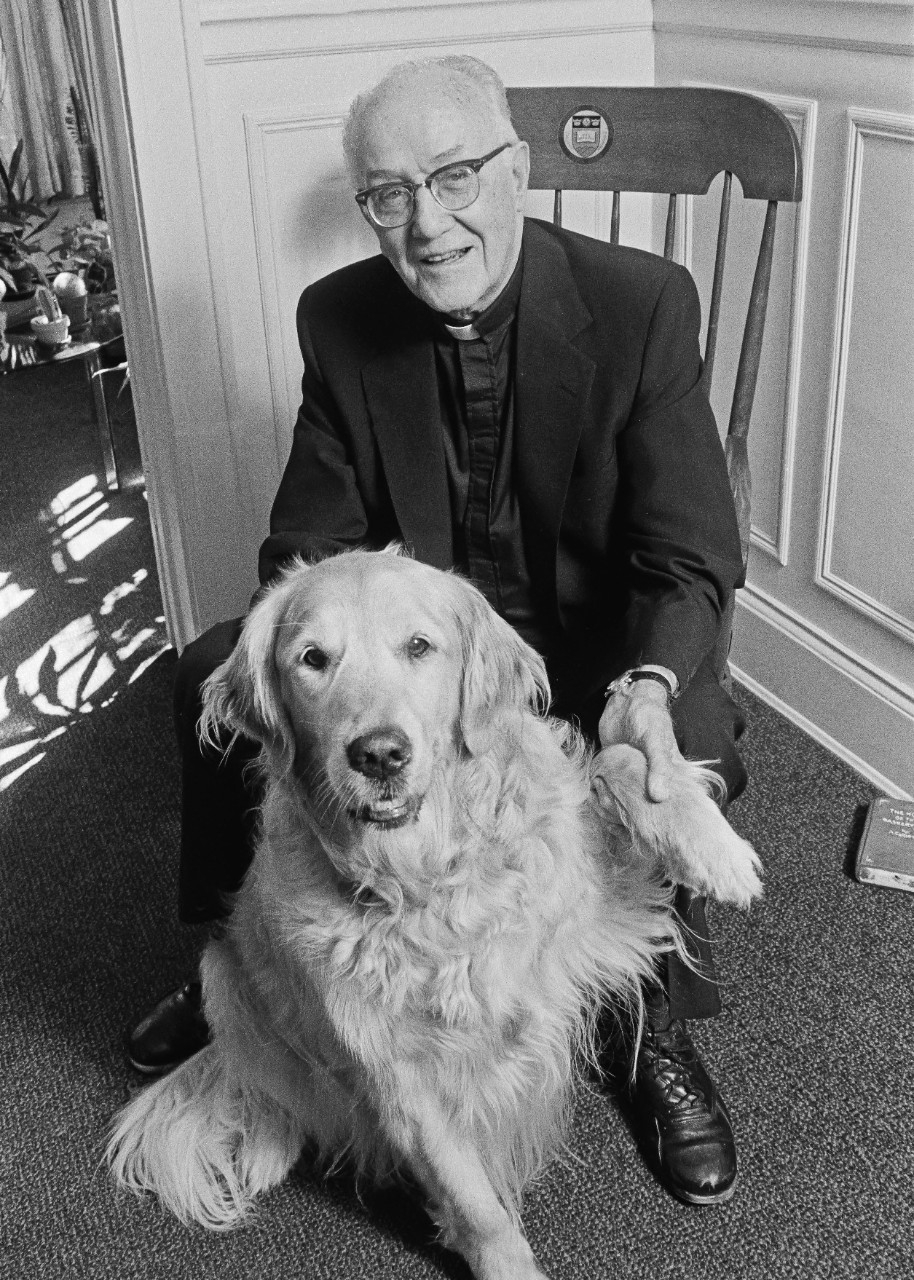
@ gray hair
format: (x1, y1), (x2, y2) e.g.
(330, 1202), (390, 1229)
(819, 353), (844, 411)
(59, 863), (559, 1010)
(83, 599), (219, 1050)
(342, 55), (517, 185)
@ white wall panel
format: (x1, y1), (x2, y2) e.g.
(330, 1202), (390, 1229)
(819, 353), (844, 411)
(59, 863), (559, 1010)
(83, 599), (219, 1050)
(656, 0), (914, 795)
(243, 109), (375, 477)
(199, 0), (654, 66)
(92, 0), (655, 643)
(198, 1), (657, 601)
(86, 0), (914, 791)
(818, 109), (914, 643)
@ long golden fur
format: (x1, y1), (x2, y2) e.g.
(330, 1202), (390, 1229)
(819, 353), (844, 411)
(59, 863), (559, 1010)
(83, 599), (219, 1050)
(107, 549), (760, 1279)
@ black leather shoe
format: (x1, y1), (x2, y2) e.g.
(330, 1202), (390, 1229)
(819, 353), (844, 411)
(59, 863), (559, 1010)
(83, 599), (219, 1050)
(127, 981), (209, 1075)
(633, 1017), (737, 1205)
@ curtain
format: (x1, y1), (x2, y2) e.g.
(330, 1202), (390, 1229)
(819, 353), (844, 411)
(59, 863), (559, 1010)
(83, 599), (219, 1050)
(0, 0), (83, 203)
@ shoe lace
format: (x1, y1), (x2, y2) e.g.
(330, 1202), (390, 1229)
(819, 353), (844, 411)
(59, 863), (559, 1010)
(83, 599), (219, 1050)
(640, 1019), (708, 1112)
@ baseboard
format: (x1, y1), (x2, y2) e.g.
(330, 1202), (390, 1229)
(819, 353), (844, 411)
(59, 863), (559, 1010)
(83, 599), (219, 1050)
(730, 664), (912, 801)
(731, 584), (913, 798)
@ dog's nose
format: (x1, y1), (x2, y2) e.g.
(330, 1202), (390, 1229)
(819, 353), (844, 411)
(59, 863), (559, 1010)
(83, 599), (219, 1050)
(347, 729), (413, 779)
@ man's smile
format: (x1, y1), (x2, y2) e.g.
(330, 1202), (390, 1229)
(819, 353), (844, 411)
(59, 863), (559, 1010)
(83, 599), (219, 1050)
(417, 246), (472, 267)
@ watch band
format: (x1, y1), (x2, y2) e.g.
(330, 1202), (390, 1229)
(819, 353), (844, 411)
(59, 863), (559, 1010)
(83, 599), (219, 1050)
(605, 667), (680, 700)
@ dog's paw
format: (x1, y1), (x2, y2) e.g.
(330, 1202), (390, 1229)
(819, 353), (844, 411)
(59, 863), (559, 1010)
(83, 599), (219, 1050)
(591, 744), (762, 908)
(664, 805), (762, 908)
(469, 1235), (551, 1280)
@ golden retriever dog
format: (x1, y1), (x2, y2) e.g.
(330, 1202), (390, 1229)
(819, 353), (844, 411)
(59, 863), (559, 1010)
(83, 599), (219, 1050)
(107, 549), (760, 1280)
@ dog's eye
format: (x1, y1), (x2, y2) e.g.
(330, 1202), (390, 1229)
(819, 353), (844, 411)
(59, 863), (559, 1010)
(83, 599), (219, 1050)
(406, 635), (432, 659)
(298, 646), (328, 671)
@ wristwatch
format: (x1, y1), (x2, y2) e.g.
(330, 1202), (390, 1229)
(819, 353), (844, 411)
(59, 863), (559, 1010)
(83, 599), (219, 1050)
(605, 665), (680, 701)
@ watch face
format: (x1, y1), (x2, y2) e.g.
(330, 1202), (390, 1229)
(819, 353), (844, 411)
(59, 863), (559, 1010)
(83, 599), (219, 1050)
(607, 670), (676, 700)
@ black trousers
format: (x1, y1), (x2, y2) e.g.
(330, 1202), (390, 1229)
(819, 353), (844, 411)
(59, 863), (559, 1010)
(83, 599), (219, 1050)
(174, 619), (747, 1021)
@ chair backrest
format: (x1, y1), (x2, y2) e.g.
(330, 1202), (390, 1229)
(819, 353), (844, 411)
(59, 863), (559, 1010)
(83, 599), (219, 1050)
(506, 86), (803, 675)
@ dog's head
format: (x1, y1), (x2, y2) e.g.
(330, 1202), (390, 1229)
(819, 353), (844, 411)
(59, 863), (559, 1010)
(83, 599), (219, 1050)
(201, 549), (549, 852)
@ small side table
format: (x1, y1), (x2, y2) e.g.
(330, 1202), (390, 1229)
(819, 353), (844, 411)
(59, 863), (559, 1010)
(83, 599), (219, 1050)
(59, 341), (123, 492)
(2, 333), (125, 491)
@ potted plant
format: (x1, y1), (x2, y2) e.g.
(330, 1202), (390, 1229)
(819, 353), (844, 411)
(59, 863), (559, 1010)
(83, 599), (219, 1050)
(0, 140), (60, 297)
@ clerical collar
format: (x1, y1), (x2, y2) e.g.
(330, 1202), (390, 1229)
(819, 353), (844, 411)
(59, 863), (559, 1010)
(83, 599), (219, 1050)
(434, 247), (524, 342)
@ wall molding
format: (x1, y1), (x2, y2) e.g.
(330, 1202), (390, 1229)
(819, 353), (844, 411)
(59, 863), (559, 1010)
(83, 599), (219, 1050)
(737, 581), (914, 721)
(680, 82), (816, 568)
(201, 0), (539, 22)
(76, 0), (198, 647)
(731, 663), (912, 800)
(654, 21), (914, 60)
(817, 107), (914, 645)
(202, 20), (653, 65)
(243, 110), (349, 474)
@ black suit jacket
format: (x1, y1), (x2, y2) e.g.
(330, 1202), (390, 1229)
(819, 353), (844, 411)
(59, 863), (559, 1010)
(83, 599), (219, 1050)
(261, 218), (743, 708)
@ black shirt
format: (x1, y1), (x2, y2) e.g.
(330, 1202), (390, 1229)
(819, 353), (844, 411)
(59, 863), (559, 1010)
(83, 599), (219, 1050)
(429, 252), (553, 657)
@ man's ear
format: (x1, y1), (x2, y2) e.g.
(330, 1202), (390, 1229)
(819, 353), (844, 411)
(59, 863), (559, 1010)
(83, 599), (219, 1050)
(456, 579), (549, 756)
(511, 139), (530, 209)
(198, 574), (298, 772)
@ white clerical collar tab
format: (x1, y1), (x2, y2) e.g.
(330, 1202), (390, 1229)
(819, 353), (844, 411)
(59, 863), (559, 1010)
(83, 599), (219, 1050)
(444, 322), (480, 341)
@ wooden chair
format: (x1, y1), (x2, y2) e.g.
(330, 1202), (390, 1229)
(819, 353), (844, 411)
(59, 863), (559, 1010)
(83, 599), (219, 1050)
(506, 86), (803, 676)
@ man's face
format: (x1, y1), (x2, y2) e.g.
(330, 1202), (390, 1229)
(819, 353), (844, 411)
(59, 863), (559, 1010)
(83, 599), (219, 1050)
(355, 77), (529, 318)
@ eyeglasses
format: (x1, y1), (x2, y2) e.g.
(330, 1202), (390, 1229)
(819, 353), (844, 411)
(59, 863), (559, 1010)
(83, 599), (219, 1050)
(355, 142), (514, 229)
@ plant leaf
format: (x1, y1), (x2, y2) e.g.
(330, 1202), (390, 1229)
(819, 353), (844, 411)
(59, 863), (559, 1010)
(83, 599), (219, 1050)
(8, 140), (23, 188)
(0, 157), (14, 204)
(22, 253), (50, 287)
(28, 209), (60, 237)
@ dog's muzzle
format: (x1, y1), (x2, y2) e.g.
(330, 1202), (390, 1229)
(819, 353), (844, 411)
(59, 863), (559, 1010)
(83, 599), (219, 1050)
(347, 728), (419, 827)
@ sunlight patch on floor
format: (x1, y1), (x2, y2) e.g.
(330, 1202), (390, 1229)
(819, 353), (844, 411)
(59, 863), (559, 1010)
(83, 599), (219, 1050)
(0, 573), (36, 622)
(0, 737), (42, 767)
(1, 750), (47, 790)
(56, 490), (107, 528)
(60, 500), (110, 539)
(42, 474), (134, 569)
(0, 475), (171, 793)
(67, 517), (135, 563)
(100, 569), (147, 615)
(48, 474), (98, 516)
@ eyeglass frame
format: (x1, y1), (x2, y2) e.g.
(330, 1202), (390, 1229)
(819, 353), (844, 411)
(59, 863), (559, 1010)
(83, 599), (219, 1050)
(354, 141), (515, 229)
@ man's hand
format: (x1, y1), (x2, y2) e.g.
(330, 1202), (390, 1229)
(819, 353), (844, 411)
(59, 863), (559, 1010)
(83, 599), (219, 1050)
(598, 679), (682, 803)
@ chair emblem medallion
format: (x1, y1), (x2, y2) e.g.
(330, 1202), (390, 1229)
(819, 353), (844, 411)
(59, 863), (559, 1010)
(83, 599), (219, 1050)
(561, 107), (612, 162)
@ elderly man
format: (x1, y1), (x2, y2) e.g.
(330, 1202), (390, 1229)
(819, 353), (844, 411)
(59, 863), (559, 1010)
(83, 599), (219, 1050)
(130, 56), (748, 1208)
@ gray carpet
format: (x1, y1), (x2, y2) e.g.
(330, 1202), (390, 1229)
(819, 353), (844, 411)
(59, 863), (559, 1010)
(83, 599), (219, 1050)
(1, 363), (912, 1279)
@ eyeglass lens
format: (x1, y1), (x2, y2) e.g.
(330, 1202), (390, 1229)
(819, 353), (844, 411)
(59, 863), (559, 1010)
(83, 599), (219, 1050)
(368, 161), (480, 227)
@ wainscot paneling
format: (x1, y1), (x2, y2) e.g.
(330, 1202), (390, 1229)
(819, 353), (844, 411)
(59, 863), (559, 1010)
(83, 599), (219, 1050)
(91, 0), (655, 644)
(817, 107), (914, 645)
(84, 0), (913, 794)
(656, 0), (914, 796)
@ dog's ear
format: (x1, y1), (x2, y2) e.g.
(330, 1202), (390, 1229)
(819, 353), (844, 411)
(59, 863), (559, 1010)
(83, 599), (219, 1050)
(198, 576), (296, 771)
(456, 581), (550, 756)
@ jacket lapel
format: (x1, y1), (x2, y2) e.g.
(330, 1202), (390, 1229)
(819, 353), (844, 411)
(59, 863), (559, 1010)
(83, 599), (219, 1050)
(361, 312), (454, 571)
(515, 221), (596, 617)
(359, 223), (596, 593)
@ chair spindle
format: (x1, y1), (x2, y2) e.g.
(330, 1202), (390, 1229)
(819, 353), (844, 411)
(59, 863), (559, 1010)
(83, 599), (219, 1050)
(663, 194), (677, 259)
(611, 191), (621, 244)
(726, 199), (779, 562)
(701, 171), (733, 396)
(728, 199), (778, 445)
(553, 189), (563, 227)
